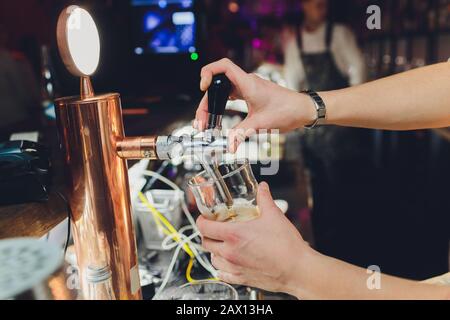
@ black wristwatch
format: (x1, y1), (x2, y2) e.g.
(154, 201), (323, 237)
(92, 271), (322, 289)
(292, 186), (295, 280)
(302, 90), (327, 129)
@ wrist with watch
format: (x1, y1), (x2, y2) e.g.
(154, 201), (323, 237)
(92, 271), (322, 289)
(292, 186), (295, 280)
(302, 90), (327, 129)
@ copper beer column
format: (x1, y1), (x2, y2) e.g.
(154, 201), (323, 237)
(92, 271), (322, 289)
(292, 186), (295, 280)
(56, 93), (143, 300)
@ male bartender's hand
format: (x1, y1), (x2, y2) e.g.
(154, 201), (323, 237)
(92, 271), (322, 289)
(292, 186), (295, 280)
(195, 58), (316, 152)
(197, 182), (313, 298)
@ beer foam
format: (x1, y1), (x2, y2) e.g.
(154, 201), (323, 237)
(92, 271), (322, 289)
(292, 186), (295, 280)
(212, 199), (260, 222)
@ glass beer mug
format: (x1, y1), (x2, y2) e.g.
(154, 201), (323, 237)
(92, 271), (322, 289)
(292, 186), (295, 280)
(188, 159), (260, 222)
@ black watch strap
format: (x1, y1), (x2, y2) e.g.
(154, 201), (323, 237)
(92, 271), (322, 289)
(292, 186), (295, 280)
(302, 90), (327, 129)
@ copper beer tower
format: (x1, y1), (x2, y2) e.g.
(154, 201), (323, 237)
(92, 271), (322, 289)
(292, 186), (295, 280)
(55, 5), (230, 300)
(55, 6), (159, 300)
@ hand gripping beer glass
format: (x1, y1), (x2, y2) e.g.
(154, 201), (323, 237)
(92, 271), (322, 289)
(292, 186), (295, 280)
(189, 158), (260, 222)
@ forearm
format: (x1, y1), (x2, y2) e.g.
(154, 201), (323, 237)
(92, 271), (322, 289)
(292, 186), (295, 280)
(315, 62), (450, 130)
(287, 249), (450, 300)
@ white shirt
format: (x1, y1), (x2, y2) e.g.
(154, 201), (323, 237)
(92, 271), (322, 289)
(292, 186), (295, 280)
(284, 23), (366, 91)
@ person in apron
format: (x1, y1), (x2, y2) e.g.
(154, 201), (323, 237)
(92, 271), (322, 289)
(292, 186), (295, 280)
(295, 22), (348, 91)
(285, 1), (377, 269)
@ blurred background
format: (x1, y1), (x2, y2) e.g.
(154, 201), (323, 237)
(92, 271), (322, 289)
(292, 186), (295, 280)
(1, 0), (450, 283)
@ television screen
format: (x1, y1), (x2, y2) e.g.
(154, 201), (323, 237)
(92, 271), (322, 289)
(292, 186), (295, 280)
(131, 0), (197, 55)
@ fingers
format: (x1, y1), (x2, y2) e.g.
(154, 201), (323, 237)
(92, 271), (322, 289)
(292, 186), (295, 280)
(211, 254), (244, 275)
(256, 182), (281, 214)
(196, 58), (252, 133)
(228, 120), (259, 153)
(200, 58), (247, 93)
(194, 93), (209, 131)
(201, 237), (223, 253)
(217, 271), (248, 287)
(200, 69), (213, 92)
(196, 215), (231, 241)
(195, 58), (246, 131)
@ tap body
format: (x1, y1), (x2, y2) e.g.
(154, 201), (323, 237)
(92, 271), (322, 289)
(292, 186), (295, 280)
(155, 134), (228, 160)
(116, 134), (228, 160)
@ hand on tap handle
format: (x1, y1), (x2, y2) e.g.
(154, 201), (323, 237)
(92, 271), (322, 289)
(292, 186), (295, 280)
(194, 58), (316, 152)
(196, 59), (450, 153)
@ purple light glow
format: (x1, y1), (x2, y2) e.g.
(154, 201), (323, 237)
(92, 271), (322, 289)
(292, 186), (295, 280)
(252, 38), (262, 49)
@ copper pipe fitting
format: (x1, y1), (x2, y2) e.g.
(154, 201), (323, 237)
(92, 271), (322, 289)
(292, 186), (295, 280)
(116, 136), (158, 160)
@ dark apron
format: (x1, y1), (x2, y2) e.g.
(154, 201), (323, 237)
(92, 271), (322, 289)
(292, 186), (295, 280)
(298, 24), (376, 259)
(296, 23), (348, 91)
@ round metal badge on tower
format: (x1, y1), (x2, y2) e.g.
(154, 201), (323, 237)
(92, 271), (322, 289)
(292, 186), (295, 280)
(0, 238), (63, 299)
(56, 5), (100, 77)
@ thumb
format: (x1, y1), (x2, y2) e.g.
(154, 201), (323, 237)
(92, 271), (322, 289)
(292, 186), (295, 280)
(256, 182), (279, 213)
(228, 118), (259, 153)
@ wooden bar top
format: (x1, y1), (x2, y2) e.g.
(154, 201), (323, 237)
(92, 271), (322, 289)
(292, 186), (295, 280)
(0, 124), (68, 239)
(0, 193), (67, 239)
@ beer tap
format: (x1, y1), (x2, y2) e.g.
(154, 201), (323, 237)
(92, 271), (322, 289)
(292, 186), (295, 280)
(152, 74), (232, 160)
(205, 73), (232, 143)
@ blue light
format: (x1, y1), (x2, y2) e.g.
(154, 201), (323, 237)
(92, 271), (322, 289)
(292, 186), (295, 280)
(158, 0), (167, 9)
(181, 0), (193, 8)
(144, 13), (161, 31)
(172, 12), (195, 25)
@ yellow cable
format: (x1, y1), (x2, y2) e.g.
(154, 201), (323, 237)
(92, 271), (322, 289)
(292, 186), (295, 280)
(139, 192), (218, 282)
(138, 192), (193, 257)
(186, 258), (218, 283)
(186, 258), (196, 283)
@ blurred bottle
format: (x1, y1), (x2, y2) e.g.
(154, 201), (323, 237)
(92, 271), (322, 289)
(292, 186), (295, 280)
(438, 0), (450, 29)
(40, 45), (58, 125)
(428, 5), (437, 30)
(86, 266), (116, 300)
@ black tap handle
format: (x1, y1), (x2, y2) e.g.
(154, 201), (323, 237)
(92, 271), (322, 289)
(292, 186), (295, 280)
(208, 73), (231, 118)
